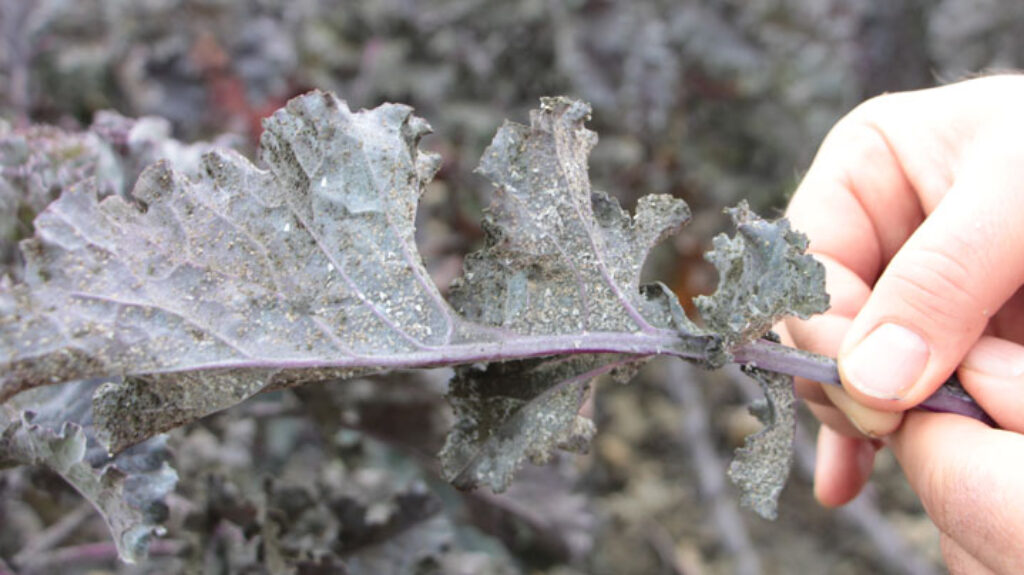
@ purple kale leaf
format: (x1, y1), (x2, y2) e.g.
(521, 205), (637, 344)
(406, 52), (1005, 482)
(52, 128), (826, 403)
(695, 201), (829, 352)
(441, 98), (699, 491)
(689, 204), (827, 518)
(0, 92), (707, 458)
(725, 365), (796, 520)
(1, 92), (450, 450)
(0, 90), (833, 526)
(450, 98), (694, 336)
(441, 356), (601, 492)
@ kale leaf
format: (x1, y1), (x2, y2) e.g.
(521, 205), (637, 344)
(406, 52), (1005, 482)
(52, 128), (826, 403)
(1, 92), (832, 561)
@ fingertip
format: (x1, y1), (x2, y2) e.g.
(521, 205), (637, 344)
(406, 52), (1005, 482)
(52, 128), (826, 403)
(821, 383), (903, 438)
(814, 425), (876, 507)
(837, 151), (1024, 410)
(785, 313), (853, 359)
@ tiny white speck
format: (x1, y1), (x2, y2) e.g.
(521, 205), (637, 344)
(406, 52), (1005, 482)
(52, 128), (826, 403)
(327, 263), (335, 272)
(320, 176), (327, 187)
(283, 223), (291, 232)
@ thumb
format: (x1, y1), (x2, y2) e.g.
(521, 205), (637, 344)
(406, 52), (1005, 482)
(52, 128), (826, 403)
(838, 132), (1024, 416)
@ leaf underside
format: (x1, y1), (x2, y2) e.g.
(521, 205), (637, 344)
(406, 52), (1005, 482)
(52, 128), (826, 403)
(695, 201), (828, 352)
(441, 357), (599, 491)
(694, 204), (828, 518)
(2, 92), (450, 450)
(441, 97), (695, 490)
(1, 93), (701, 456)
(726, 365), (797, 520)
(0, 90), (831, 541)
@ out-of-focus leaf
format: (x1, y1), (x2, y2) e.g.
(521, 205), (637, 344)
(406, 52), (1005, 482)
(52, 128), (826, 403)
(461, 460), (594, 567)
(0, 111), (231, 281)
(695, 201), (829, 352)
(0, 124), (113, 280)
(726, 365), (796, 520)
(89, 110), (240, 197)
(169, 416), (519, 575)
(345, 513), (520, 575)
(0, 380), (177, 564)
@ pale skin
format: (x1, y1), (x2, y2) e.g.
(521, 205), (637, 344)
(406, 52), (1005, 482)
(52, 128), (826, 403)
(779, 75), (1024, 573)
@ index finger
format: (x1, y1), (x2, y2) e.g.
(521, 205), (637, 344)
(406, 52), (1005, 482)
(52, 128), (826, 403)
(783, 93), (934, 435)
(783, 79), (1024, 427)
(787, 88), (952, 320)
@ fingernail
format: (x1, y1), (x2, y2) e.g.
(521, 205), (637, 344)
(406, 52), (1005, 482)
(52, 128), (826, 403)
(962, 338), (1024, 378)
(842, 323), (930, 400)
(847, 412), (882, 439)
(846, 405), (903, 439)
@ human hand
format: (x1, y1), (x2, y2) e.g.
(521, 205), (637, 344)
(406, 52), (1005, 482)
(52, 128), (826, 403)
(781, 75), (1024, 572)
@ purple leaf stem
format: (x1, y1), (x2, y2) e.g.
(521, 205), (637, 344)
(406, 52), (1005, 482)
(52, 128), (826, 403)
(732, 338), (996, 427)
(90, 329), (712, 377)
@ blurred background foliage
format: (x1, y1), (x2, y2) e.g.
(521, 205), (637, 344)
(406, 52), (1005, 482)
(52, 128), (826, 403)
(2, 1), (1024, 573)
(6, 0), (1024, 303)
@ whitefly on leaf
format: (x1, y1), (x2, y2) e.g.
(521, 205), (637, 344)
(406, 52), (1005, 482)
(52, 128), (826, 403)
(0, 90), (712, 463)
(451, 97), (694, 336)
(440, 357), (600, 492)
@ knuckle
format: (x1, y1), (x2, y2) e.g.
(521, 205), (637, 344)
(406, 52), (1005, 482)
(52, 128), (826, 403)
(840, 92), (915, 141)
(830, 97), (894, 151)
(826, 101), (906, 194)
(882, 244), (984, 333)
(848, 92), (901, 122)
